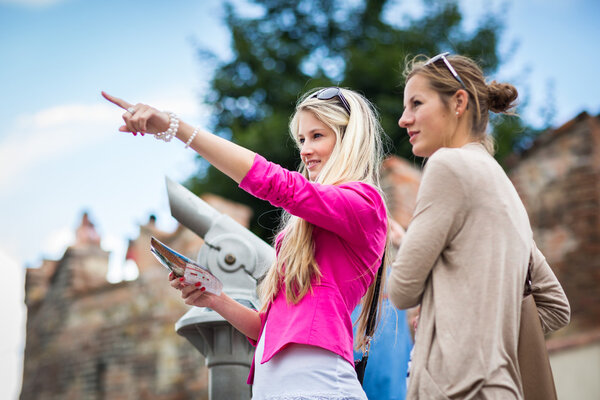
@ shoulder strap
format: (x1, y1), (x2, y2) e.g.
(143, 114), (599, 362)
(524, 254), (533, 296)
(365, 256), (384, 338)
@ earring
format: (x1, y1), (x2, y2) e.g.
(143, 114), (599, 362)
(455, 111), (459, 115)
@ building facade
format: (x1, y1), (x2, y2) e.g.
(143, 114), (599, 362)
(507, 112), (600, 399)
(20, 195), (253, 400)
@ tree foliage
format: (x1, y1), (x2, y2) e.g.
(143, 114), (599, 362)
(187, 0), (532, 239)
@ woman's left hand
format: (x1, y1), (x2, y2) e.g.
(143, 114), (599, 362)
(101, 91), (171, 135)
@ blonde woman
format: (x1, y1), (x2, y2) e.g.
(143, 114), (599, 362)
(103, 87), (389, 400)
(388, 53), (570, 399)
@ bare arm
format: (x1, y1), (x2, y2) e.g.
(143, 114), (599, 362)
(170, 275), (262, 340)
(103, 92), (262, 337)
(101, 91), (255, 184)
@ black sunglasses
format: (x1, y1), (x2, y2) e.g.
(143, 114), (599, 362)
(311, 87), (351, 115)
(425, 52), (467, 90)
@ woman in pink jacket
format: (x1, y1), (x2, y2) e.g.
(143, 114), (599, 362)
(103, 87), (389, 400)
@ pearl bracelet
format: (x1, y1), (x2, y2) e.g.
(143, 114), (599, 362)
(185, 126), (200, 149)
(154, 111), (179, 142)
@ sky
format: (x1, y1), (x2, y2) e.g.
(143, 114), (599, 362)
(1, 0), (599, 398)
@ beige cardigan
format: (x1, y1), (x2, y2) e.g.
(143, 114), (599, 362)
(388, 143), (570, 400)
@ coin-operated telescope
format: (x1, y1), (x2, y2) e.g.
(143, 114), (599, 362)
(165, 178), (274, 400)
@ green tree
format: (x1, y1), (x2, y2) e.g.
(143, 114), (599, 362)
(187, 0), (532, 239)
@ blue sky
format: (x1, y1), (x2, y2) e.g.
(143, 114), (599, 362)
(1, 0), (598, 398)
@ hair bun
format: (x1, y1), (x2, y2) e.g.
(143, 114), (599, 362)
(487, 81), (518, 113)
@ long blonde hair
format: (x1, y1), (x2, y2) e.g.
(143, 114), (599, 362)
(257, 87), (389, 351)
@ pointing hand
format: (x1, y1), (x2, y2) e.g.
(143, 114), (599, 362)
(101, 91), (172, 136)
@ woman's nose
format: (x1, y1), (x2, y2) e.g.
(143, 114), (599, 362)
(398, 111), (412, 128)
(300, 142), (313, 156)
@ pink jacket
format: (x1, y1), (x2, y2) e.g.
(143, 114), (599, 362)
(239, 154), (387, 384)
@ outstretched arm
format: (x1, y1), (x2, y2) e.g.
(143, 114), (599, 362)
(102, 91), (256, 184)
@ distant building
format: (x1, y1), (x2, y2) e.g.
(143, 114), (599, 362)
(20, 195), (252, 400)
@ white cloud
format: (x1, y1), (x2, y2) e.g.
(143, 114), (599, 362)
(102, 233), (139, 283)
(40, 226), (74, 260)
(0, 90), (208, 194)
(0, 103), (118, 191)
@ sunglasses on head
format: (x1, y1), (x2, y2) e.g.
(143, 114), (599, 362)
(311, 87), (351, 115)
(425, 52), (467, 89)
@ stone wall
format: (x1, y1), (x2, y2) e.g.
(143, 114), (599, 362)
(507, 112), (600, 335)
(21, 215), (211, 400)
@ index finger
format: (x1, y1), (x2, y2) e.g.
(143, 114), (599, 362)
(101, 91), (132, 110)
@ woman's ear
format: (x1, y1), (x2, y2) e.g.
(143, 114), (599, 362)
(454, 89), (469, 116)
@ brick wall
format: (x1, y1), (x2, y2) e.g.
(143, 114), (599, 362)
(21, 216), (210, 399)
(508, 112), (600, 335)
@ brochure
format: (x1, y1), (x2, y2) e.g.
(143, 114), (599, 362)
(150, 236), (223, 295)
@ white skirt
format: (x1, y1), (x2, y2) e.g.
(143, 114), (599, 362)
(252, 322), (367, 400)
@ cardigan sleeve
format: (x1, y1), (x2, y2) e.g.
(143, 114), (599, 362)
(239, 154), (387, 245)
(388, 151), (467, 309)
(530, 240), (571, 333)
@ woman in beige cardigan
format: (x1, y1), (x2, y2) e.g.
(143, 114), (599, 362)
(388, 53), (570, 399)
